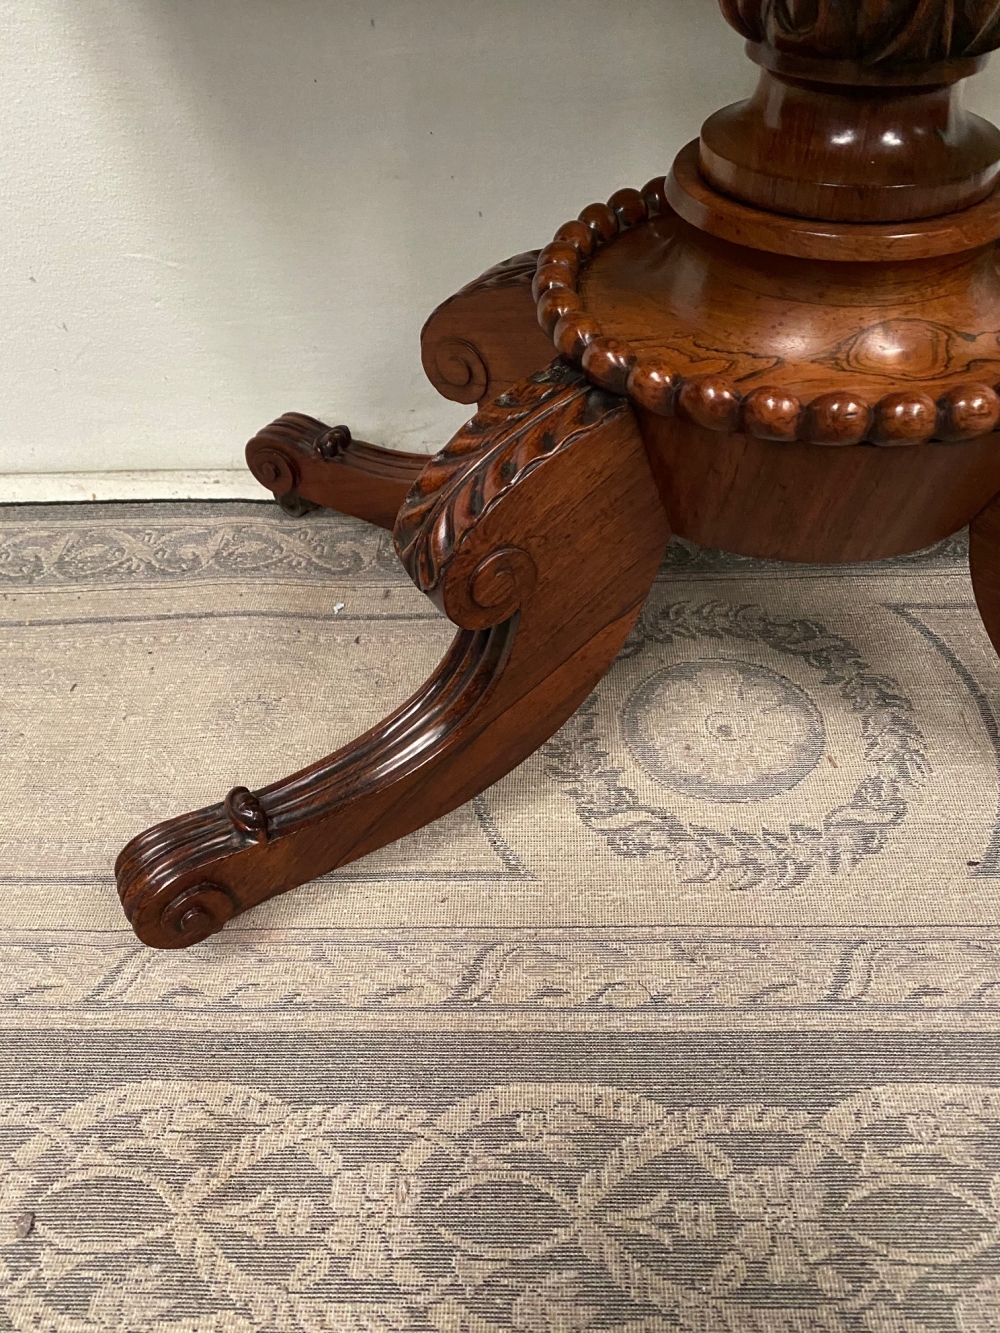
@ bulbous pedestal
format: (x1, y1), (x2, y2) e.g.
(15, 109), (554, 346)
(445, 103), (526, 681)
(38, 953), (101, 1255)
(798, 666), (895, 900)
(533, 127), (1000, 563)
(114, 0), (1000, 949)
(578, 181), (1000, 559)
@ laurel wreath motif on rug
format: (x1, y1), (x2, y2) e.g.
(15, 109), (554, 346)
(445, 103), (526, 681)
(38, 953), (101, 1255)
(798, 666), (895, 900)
(543, 600), (929, 892)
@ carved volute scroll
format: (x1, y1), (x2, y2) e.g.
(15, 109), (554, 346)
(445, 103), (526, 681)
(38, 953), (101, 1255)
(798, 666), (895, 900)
(245, 413), (427, 530)
(116, 362), (670, 947)
(706, 0), (1000, 221)
(420, 252), (554, 407)
(111, 0), (1000, 955)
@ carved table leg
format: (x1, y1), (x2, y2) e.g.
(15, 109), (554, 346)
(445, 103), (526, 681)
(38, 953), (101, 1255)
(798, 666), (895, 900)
(421, 252), (555, 406)
(970, 490), (1000, 656)
(245, 414), (428, 530)
(245, 251), (554, 526)
(116, 362), (670, 947)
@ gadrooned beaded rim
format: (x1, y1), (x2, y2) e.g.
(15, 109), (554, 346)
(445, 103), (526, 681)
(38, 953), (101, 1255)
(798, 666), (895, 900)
(533, 177), (1000, 448)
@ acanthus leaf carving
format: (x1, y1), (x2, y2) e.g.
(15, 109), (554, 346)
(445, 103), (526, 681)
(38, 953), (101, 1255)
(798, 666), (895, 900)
(394, 361), (627, 628)
(719, 0), (1000, 63)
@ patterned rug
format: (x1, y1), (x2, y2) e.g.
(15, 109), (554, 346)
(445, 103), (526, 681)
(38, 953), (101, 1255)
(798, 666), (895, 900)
(2, 499), (1000, 1332)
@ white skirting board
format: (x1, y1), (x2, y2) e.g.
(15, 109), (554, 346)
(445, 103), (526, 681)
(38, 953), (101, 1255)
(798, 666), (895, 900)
(1, 471), (270, 504)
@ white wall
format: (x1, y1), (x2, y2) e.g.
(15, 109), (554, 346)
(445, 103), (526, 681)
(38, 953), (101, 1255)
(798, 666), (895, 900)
(3, 1), (1000, 495)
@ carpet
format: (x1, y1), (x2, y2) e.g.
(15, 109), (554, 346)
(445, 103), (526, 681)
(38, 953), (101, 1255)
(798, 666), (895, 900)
(1, 499), (1000, 1331)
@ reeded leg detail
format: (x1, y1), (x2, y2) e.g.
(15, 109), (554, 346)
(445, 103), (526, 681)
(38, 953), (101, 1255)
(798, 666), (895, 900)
(116, 361), (670, 948)
(246, 413), (428, 530)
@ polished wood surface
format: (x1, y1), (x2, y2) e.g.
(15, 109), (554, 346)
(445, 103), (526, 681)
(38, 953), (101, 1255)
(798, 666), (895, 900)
(709, 2), (1000, 222)
(580, 213), (1000, 407)
(671, 139), (1000, 263)
(644, 414), (1000, 562)
(115, 0), (1000, 947)
(700, 73), (1000, 222)
(246, 414), (426, 530)
(420, 252), (554, 406)
(117, 365), (669, 947)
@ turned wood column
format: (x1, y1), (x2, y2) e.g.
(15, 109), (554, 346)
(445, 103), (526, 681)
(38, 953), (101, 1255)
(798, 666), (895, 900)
(707, 0), (1000, 222)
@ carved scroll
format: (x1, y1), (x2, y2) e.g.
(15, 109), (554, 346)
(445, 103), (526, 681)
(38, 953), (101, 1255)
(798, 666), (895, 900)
(116, 362), (669, 948)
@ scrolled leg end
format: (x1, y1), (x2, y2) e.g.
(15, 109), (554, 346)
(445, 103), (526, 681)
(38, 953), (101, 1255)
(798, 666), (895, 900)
(129, 880), (237, 950)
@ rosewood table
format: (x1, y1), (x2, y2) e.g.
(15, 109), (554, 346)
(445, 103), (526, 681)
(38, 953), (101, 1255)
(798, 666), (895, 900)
(117, 0), (1000, 948)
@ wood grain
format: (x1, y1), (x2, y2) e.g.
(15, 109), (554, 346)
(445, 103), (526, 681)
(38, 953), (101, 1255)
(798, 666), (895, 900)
(420, 252), (554, 406)
(245, 415), (427, 531)
(116, 363), (669, 947)
(700, 72), (1000, 223)
(642, 410), (1000, 562)
(114, 0), (1000, 948)
(574, 202), (1000, 426)
(668, 140), (1000, 262)
(711, 1), (1000, 223)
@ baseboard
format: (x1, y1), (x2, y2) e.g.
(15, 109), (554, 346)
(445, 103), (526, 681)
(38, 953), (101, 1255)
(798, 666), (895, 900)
(1, 470), (268, 504)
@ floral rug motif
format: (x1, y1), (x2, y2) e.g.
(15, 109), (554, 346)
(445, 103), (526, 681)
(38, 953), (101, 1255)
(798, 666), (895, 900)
(1, 501), (998, 1331)
(3, 1072), (1000, 1333)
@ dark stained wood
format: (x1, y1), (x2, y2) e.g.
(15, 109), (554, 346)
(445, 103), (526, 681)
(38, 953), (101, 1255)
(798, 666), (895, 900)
(642, 411), (1000, 562)
(115, 0), (1000, 948)
(718, 0), (1000, 67)
(668, 140), (1000, 262)
(420, 252), (554, 406)
(116, 364), (669, 947)
(576, 207), (1000, 425)
(971, 488), (1000, 655)
(245, 414), (427, 530)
